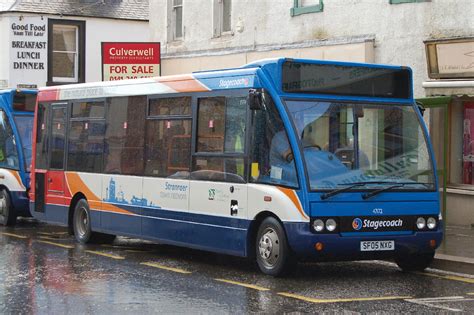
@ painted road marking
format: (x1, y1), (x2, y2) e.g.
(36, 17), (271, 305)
(214, 279), (270, 292)
(0, 232), (27, 239)
(467, 293), (474, 295)
(37, 240), (75, 249)
(85, 250), (125, 260)
(405, 296), (473, 312)
(38, 231), (68, 236)
(277, 292), (412, 304)
(416, 272), (474, 284)
(141, 262), (191, 274)
(39, 235), (70, 241)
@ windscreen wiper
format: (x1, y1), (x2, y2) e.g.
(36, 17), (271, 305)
(320, 181), (383, 200)
(320, 181), (429, 201)
(361, 182), (427, 200)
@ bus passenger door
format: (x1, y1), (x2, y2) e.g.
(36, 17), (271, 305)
(188, 95), (249, 255)
(45, 104), (68, 222)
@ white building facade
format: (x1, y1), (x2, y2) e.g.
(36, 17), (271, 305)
(0, 0), (149, 88)
(150, 0), (474, 226)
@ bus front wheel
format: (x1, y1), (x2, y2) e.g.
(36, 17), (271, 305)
(395, 252), (435, 272)
(73, 199), (115, 244)
(0, 189), (16, 226)
(256, 217), (295, 276)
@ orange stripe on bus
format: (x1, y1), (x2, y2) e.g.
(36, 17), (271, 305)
(277, 187), (309, 220)
(65, 172), (100, 202)
(65, 172), (134, 215)
(7, 170), (24, 189)
(156, 75), (210, 92)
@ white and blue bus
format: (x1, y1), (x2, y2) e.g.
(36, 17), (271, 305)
(30, 58), (442, 275)
(0, 89), (36, 226)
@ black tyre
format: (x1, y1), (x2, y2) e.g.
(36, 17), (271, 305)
(256, 217), (295, 276)
(0, 189), (17, 226)
(73, 199), (115, 244)
(395, 252), (435, 272)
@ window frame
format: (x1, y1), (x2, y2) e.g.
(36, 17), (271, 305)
(145, 94), (193, 178)
(66, 98), (106, 173)
(47, 19), (86, 86)
(168, 0), (184, 41)
(290, 0), (324, 17)
(48, 104), (68, 170)
(192, 91), (250, 183)
(103, 95), (147, 176)
(213, 0), (232, 37)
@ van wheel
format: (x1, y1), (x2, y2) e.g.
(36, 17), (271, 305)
(256, 217), (295, 276)
(395, 252), (435, 272)
(73, 199), (115, 244)
(0, 189), (16, 226)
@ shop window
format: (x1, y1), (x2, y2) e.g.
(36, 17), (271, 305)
(104, 96), (146, 175)
(193, 96), (247, 183)
(291, 0), (323, 17)
(451, 100), (474, 186)
(47, 19), (85, 86)
(168, 0), (183, 41)
(213, 0), (232, 37)
(390, 0), (430, 4)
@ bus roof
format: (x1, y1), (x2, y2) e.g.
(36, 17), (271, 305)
(37, 58), (412, 102)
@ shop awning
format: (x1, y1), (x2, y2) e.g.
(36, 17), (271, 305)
(423, 80), (474, 97)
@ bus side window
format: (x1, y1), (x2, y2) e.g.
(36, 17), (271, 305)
(144, 96), (192, 178)
(35, 104), (49, 169)
(67, 100), (105, 173)
(192, 96), (247, 183)
(249, 96), (298, 188)
(0, 110), (19, 169)
(104, 96), (146, 175)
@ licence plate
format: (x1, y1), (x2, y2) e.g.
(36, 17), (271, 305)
(360, 240), (395, 251)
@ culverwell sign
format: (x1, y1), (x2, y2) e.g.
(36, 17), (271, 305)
(102, 42), (161, 81)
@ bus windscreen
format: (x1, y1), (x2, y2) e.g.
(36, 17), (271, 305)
(282, 61), (411, 99)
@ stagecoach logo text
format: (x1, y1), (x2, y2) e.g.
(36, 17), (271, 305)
(218, 78), (249, 89)
(352, 218), (403, 231)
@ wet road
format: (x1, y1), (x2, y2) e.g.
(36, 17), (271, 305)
(1, 219), (473, 314)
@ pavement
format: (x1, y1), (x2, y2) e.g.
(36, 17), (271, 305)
(432, 224), (474, 275)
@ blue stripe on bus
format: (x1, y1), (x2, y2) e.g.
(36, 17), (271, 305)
(34, 202), (250, 256)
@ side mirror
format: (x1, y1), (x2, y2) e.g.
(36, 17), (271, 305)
(416, 101), (426, 116)
(248, 89), (263, 110)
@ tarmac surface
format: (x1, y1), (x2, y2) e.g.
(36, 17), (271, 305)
(1, 219), (473, 314)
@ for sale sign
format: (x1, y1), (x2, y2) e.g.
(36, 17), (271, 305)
(102, 42), (160, 81)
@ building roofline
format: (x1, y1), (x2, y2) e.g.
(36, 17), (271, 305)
(0, 10), (148, 21)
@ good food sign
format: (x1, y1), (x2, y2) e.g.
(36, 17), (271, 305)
(102, 42), (160, 81)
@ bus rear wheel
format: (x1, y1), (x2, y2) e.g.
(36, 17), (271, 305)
(73, 199), (115, 244)
(395, 252), (435, 272)
(0, 189), (16, 226)
(256, 217), (295, 276)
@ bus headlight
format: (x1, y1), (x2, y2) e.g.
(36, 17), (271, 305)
(313, 219), (325, 232)
(427, 217), (437, 229)
(416, 217), (426, 229)
(326, 219), (337, 232)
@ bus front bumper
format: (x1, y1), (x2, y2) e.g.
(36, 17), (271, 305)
(284, 222), (443, 261)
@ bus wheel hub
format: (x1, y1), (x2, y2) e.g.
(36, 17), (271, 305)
(258, 228), (280, 264)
